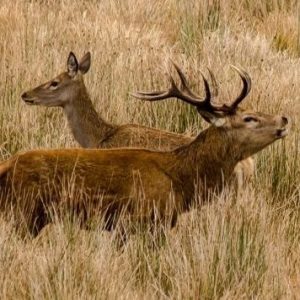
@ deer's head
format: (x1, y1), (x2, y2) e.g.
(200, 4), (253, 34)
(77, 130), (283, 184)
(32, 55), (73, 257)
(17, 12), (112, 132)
(131, 63), (288, 160)
(21, 52), (91, 107)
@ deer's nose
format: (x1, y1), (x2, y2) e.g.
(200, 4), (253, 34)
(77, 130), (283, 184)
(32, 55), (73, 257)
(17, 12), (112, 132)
(282, 116), (288, 126)
(21, 92), (28, 99)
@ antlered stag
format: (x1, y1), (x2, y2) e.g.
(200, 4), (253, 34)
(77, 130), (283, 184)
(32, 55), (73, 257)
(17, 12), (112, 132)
(1, 67), (288, 235)
(21, 52), (254, 190)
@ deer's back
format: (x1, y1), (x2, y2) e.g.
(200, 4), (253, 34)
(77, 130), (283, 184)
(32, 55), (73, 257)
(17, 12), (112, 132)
(0, 148), (185, 233)
(101, 124), (193, 151)
(0, 148), (181, 211)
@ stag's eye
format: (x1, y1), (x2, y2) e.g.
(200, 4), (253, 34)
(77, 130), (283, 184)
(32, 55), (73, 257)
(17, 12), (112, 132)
(243, 116), (257, 123)
(50, 81), (59, 88)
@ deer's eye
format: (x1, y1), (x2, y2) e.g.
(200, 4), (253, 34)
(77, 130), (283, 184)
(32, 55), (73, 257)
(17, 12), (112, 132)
(243, 116), (257, 123)
(50, 81), (59, 88)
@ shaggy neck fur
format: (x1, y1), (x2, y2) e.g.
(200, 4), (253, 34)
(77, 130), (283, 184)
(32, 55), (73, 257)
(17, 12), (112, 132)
(172, 126), (242, 205)
(63, 80), (115, 148)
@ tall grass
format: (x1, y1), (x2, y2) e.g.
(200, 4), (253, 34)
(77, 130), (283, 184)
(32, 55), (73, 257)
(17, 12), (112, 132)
(0, 0), (299, 298)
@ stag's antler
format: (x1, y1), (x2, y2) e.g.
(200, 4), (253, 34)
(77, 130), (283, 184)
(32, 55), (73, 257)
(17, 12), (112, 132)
(131, 62), (251, 117)
(171, 61), (219, 98)
(131, 63), (226, 116)
(229, 65), (252, 110)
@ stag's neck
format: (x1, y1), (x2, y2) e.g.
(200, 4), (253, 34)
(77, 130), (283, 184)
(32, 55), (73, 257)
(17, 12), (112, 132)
(63, 83), (115, 148)
(173, 126), (241, 201)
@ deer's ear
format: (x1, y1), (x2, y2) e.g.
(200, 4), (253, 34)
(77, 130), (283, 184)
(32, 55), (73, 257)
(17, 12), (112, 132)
(67, 52), (79, 77)
(200, 111), (226, 127)
(79, 52), (91, 74)
(211, 117), (226, 127)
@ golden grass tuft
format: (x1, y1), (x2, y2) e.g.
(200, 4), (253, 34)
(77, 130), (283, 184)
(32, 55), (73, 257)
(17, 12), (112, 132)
(0, 0), (299, 298)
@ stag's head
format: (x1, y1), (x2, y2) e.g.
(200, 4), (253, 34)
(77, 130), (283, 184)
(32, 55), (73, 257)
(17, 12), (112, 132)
(131, 63), (288, 160)
(21, 52), (91, 107)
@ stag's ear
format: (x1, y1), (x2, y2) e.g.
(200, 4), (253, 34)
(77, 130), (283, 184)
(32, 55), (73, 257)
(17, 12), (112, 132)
(79, 52), (91, 74)
(211, 117), (226, 127)
(67, 52), (79, 77)
(200, 111), (226, 127)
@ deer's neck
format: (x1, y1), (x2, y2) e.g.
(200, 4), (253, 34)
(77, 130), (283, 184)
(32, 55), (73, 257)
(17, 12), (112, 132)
(63, 84), (115, 148)
(173, 126), (241, 203)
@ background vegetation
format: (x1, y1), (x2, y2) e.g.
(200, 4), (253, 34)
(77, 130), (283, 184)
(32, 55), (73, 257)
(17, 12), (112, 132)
(0, 0), (299, 298)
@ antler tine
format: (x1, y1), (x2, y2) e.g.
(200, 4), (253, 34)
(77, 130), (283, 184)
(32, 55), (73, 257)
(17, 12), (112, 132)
(130, 91), (170, 100)
(229, 65), (252, 110)
(169, 60), (228, 115)
(130, 63), (231, 116)
(131, 67), (207, 106)
(130, 73), (177, 101)
(170, 60), (202, 99)
(199, 71), (212, 103)
(207, 68), (219, 97)
(197, 70), (236, 115)
(171, 60), (220, 101)
(195, 72), (233, 115)
(131, 91), (165, 96)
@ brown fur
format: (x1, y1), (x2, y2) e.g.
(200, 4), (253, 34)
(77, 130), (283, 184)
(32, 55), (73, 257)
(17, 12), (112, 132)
(21, 52), (253, 190)
(0, 109), (288, 235)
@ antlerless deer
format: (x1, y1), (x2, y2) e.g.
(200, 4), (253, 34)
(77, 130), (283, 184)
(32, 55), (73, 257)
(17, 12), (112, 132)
(21, 52), (254, 191)
(1, 66), (288, 235)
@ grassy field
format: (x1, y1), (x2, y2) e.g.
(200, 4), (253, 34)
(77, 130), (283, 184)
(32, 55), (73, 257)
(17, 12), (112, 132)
(0, 0), (299, 298)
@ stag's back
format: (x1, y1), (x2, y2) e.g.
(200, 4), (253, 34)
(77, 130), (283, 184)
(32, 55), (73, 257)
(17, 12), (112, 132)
(0, 149), (178, 204)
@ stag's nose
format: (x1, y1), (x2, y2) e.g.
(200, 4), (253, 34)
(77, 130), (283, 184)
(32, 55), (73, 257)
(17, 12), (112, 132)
(282, 116), (288, 126)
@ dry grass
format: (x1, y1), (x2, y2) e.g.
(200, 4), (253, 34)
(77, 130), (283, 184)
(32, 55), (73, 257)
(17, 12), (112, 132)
(0, 0), (299, 298)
